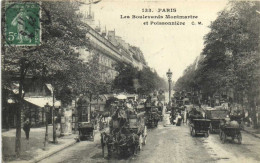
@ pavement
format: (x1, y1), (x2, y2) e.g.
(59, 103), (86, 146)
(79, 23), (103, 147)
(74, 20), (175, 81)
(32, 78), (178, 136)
(243, 125), (260, 139)
(2, 125), (78, 163)
(2, 123), (106, 163)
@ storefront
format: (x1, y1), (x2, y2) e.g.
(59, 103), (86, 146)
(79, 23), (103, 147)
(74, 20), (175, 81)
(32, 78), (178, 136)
(24, 96), (61, 126)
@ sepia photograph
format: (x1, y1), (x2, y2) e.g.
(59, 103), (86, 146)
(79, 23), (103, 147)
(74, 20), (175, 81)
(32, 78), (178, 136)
(1, 0), (260, 162)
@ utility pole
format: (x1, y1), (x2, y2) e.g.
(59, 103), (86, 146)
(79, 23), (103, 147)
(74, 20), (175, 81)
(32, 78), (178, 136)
(52, 88), (57, 143)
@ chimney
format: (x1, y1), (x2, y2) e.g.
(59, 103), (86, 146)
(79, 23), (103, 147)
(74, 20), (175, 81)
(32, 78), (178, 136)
(95, 26), (101, 32)
(107, 30), (115, 41)
(101, 26), (107, 37)
(95, 21), (101, 32)
(101, 31), (106, 37)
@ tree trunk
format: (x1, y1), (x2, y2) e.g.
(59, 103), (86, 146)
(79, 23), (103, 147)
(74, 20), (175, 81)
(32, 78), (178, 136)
(89, 93), (92, 122)
(15, 58), (25, 156)
(252, 97), (258, 129)
(249, 89), (258, 129)
(15, 104), (22, 156)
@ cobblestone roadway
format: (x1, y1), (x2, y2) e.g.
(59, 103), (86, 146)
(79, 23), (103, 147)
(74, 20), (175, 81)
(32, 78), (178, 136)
(39, 114), (260, 163)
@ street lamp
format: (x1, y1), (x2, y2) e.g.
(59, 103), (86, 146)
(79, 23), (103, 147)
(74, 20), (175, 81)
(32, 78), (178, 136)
(44, 103), (50, 148)
(52, 88), (57, 144)
(166, 69), (173, 104)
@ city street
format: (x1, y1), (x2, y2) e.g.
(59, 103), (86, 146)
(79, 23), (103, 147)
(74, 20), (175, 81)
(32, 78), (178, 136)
(39, 114), (260, 163)
(2, 1), (260, 163)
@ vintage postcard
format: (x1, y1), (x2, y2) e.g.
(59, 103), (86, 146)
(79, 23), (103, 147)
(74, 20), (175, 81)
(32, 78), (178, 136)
(1, 0), (260, 162)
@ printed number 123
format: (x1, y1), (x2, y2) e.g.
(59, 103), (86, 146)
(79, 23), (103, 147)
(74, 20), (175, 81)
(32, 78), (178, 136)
(142, 8), (152, 12)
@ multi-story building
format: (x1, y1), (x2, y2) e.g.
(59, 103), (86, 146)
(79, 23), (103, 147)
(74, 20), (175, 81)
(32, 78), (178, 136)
(2, 7), (148, 130)
(78, 11), (147, 83)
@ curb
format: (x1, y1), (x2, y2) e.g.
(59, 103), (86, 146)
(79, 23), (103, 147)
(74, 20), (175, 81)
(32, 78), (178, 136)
(32, 130), (102, 162)
(243, 129), (260, 139)
(32, 140), (77, 163)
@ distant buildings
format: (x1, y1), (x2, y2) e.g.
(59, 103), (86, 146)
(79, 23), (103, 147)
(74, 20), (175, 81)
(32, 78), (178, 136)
(78, 10), (147, 82)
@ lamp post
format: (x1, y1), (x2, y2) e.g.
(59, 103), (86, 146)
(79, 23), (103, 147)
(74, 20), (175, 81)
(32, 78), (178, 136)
(44, 103), (50, 149)
(52, 88), (57, 144)
(166, 69), (173, 104)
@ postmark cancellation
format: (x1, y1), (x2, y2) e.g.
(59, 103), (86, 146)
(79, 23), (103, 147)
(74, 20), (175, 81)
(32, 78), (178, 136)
(5, 2), (40, 46)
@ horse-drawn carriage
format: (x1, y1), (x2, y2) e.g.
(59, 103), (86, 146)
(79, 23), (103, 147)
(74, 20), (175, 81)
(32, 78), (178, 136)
(219, 117), (242, 144)
(189, 108), (210, 137)
(78, 121), (95, 141)
(205, 107), (229, 133)
(190, 119), (211, 137)
(100, 107), (147, 158)
(145, 106), (160, 128)
(77, 96), (96, 141)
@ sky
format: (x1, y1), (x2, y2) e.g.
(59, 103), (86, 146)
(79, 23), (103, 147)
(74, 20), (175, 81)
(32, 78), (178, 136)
(81, 0), (228, 82)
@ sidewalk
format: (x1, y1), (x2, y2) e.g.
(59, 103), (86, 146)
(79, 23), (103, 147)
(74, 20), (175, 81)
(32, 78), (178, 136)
(2, 126), (77, 163)
(243, 125), (260, 139)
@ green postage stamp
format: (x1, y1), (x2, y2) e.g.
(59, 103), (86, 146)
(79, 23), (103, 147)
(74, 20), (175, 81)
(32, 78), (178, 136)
(5, 2), (40, 46)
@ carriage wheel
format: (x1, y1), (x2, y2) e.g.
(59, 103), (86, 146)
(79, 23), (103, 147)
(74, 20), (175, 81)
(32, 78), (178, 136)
(237, 133), (242, 144)
(221, 132), (226, 144)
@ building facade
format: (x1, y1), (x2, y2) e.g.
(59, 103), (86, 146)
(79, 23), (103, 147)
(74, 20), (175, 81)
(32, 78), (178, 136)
(78, 11), (147, 83)
(2, 8), (148, 130)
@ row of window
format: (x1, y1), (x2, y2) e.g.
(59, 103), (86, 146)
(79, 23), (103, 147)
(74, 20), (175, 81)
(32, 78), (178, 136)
(100, 69), (117, 82)
(99, 55), (115, 68)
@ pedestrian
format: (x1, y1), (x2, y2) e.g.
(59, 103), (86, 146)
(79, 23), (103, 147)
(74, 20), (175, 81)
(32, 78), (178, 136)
(186, 111), (189, 124)
(23, 118), (31, 140)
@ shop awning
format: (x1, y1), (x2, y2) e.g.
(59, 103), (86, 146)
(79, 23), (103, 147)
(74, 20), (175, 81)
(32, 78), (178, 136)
(24, 96), (61, 108)
(45, 84), (54, 94)
(116, 94), (127, 100)
(103, 94), (115, 100)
